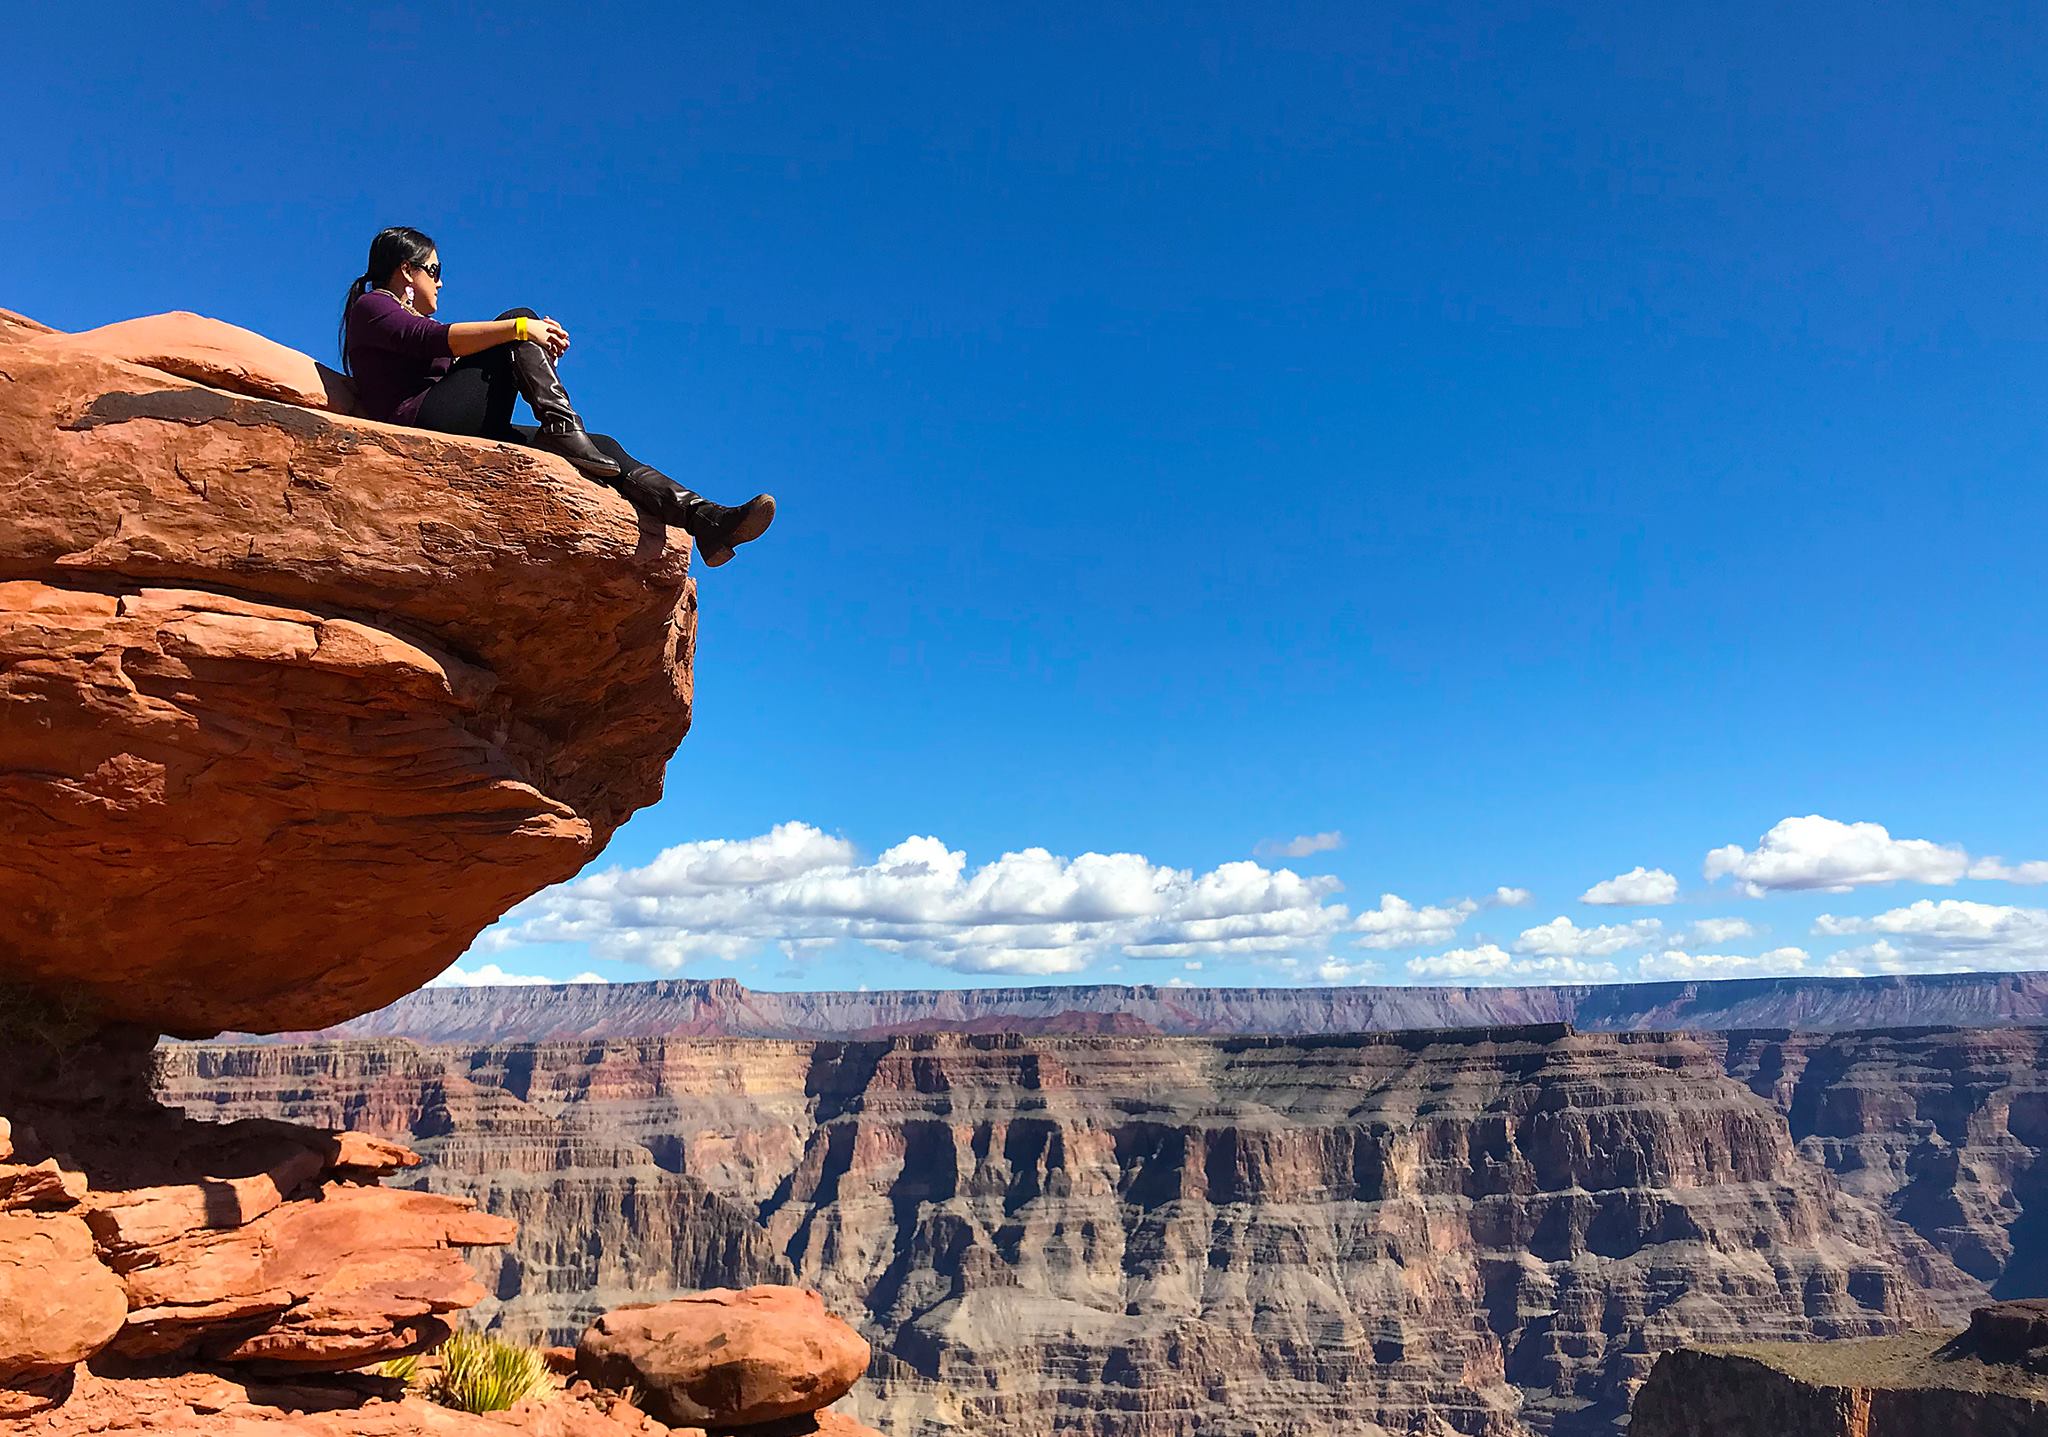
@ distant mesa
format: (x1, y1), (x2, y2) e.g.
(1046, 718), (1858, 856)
(0, 306), (695, 1036)
(295, 969), (2048, 1044)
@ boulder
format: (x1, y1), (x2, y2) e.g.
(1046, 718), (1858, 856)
(0, 310), (694, 1034)
(576, 1287), (871, 1429)
(0, 1211), (127, 1379)
(32, 311), (361, 413)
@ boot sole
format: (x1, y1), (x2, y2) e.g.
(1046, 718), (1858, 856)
(728, 494), (776, 545)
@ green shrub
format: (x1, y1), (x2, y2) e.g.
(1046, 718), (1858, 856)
(429, 1331), (552, 1414)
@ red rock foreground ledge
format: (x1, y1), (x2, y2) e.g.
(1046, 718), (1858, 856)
(0, 306), (694, 1036)
(0, 1030), (513, 1394)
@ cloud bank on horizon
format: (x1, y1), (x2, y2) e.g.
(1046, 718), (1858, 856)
(454, 815), (2048, 990)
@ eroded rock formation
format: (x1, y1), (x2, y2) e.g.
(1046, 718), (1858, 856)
(0, 1022), (515, 1425)
(1629, 1300), (2048, 1436)
(0, 306), (693, 1036)
(161, 1024), (2048, 1436)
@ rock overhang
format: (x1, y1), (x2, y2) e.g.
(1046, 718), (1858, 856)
(0, 311), (696, 1035)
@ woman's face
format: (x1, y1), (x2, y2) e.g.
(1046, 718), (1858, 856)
(402, 250), (443, 316)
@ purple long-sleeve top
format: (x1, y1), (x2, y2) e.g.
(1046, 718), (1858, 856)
(345, 289), (453, 424)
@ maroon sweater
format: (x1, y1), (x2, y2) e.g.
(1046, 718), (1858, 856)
(344, 289), (453, 424)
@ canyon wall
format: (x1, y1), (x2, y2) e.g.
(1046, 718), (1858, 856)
(285, 972), (2048, 1045)
(161, 1023), (2048, 1437)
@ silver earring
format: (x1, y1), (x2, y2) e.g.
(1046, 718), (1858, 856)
(404, 285), (416, 306)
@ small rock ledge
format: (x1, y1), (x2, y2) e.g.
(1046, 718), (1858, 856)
(1629, 1302), (2048, 1437)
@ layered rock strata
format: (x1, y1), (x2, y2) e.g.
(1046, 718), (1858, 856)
(294, 971), (2048, 1045)
(0, 308), (693, 1035)
(163, 1025), (2039, 1436)
(1720, 1026), (2048, 1300)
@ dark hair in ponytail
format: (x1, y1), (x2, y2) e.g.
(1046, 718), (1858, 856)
(338, 226), (438, 374)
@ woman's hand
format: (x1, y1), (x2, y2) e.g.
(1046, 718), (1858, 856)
(527, 316), (571, 360)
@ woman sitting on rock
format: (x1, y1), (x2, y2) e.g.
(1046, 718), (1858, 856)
(340, 225), (773, 567)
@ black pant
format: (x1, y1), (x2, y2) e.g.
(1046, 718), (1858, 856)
(414, 308), (681, 516)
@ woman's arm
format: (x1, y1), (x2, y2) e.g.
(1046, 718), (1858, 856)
(354, 293), (570, 362)
(447, 317), (569, 359)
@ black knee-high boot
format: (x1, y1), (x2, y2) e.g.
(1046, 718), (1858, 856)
(620, 465), (775, 567)
(506, 341), (622, 480)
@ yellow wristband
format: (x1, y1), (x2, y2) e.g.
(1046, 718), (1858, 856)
(514, 316), (530, 342)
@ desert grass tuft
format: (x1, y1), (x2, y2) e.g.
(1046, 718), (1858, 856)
(428, 1331), (552, 1414)
(371, 1352), (421, 1384)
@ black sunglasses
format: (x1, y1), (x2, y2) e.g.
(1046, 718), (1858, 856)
(411, 260), (442, 281)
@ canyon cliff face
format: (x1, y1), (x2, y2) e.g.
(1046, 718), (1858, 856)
(161, 1023), (2048, 1437)
(291, 972), (2048, 1045)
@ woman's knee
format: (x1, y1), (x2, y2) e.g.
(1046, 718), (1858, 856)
(586, 432), (641, 473)
(494, 307), (540, 322)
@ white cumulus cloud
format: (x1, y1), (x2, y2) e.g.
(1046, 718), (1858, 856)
(493, 822), (1352, 977)
(1704, 816), (1969, 895)
(1405, 944), (1620, 984)
(1812, 900), (2048, 971)
(1488, 886), (1534, 908)
(1580, 866), (1680, 906)
(431, 963), (608, 987)
(1351, 894), (1478, 950)
(1513, 916), (1664, 958)
(1634, 947), (1811, 980)
(1967, 858), (2048, 884)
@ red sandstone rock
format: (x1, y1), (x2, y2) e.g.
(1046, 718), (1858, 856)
(0, 1211), (127, 1379)
(0, 1033), (516, 1383)
(2, 1364), (704, 1434)
(329, 1130), (424, 1177)
(0, 1156), (88, 1210)
(810, 1413), (887, 1437)
(0, 311), (694, 1034)
(104, 1179), (514, 1367)
(32, 311), (361, 413)
(576, 1287), (871, 1429)
(737, 1411), (888, 1437)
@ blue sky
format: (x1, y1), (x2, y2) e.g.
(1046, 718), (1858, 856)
(11, 2), (2046, 991)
